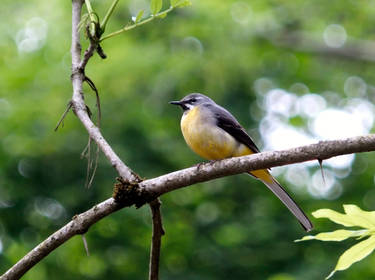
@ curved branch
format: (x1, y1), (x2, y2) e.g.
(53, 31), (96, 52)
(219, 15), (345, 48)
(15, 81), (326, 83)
(0, 198), (120, 280)
(2, 134), (375, 280)
(70, 0), (138, 183)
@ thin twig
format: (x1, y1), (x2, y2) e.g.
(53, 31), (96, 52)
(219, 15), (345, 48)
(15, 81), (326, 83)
(149, 199), (165, 280)
(100, 0), (120, 31)
(84, 76), (101, 127)
(318, 159), (326, 186)
(100, 6), (174, 42)
(82, 76), (101, 188)
(54, 101), (73, 131)
(82, 137), (93, 188)
(82, 234), (90, 256)
(81, 135), (99, 189)
(87, 142), (99, 188)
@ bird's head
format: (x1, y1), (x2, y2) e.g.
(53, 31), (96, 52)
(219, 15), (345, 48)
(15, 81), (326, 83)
(169, 93), (213, 111)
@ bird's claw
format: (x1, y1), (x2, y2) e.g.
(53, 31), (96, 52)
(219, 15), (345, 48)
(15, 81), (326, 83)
(194, 160), (218, 170)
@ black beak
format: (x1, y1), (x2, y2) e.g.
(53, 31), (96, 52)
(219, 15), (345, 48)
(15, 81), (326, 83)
(169, 101), (182, 106)
(169, 100), (188, 110)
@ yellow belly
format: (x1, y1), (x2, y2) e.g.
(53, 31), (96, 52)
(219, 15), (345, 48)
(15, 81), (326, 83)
(180, 107), (251, 160)
(180, 106), (273, 183)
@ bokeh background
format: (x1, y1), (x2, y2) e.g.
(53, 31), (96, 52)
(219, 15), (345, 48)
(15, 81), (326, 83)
(2, 0), (375, 279)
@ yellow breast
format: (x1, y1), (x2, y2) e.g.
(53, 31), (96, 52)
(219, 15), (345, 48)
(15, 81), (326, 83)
(181, 106), (250, 160)
(180, 106), (272, 182)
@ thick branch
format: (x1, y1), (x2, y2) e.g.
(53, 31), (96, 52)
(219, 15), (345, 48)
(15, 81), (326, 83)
(3, 134), (375, 280)
(141, 134), (375, 195)
(148, 199), (165, 280)
(71, 0), (83, 67)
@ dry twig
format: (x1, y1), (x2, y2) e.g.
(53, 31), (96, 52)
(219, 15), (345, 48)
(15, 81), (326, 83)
(149, 199), (165, 280)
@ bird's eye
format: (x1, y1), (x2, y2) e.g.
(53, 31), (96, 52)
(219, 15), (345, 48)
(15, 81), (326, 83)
(190, 98), (197, 103)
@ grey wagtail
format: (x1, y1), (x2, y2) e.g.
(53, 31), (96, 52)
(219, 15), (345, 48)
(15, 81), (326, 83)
(170, 93), (313, 231)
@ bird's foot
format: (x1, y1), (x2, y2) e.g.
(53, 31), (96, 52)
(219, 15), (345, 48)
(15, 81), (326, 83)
(194, 162), (205, 170)
(194, 160), (219, 170)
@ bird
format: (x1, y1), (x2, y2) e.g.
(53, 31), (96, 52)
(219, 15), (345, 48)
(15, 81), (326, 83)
(169, 93), (313, 231)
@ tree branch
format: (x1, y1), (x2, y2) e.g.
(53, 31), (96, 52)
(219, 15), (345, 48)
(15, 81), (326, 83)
(70, 0), (139, 183)
(148, 199), (165, 280)
(263, 30), (375, 63)
(0, 199), (121, 280)
(141, 134), (375, 196)
(2, 134), (375, 280)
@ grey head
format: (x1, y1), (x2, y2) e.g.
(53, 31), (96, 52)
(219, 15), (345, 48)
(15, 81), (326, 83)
(169, 93), (214, 111)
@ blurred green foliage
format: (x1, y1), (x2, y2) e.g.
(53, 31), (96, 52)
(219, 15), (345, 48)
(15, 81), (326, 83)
(1, 0), (375, 279)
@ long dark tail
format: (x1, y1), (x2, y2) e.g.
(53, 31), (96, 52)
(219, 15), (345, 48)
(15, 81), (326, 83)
(248, 171), (313, 232)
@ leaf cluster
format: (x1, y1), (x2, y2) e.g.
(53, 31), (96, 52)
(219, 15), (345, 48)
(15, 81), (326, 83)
(297, 205), (375, 279)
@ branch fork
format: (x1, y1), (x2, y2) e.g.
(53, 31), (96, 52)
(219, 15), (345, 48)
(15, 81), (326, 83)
(2, 0), (375, 279)
(112, 177), (155, 208)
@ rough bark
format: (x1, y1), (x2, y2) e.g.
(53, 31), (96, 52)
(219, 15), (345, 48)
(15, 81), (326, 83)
(2, 134), (375, 280)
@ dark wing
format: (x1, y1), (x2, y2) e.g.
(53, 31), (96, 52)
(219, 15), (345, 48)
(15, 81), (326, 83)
(204, 103), (260, 153)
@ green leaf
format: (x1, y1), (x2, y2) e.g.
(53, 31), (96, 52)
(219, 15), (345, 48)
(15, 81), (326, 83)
(135, 10), (144, 23)
(177, 0), (192, 7)
(78, 13), (89, 31)
(151, 0), (163, 15)
(313, 206), (375, 229)
(326, 235), (375, 279)
(295, 229), (368, 242)
(313, 209), (364, 228)
(170, 0), (192, 8)
(343, 204), (375, 229)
